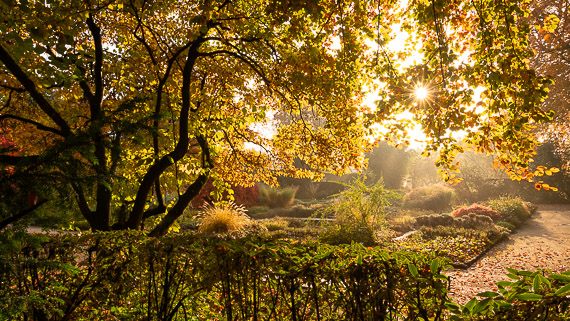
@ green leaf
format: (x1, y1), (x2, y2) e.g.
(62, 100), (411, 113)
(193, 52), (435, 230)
(533, 275), (542, 292)
(518, 270), (534, 276)
(463, 298), (478, 313)
(472, 298), (492, 315)
(554, 284), (570, 296)
(408, 264), (419, 277)
(538, 274), (551, 289)
(505, 267), (518, 275)
(430, 258), (439, 274)
(477, 291), (499, 298)
(516, 293), (543, 301)
(496, 281), (513, 288)
(549, 274), (570, 282)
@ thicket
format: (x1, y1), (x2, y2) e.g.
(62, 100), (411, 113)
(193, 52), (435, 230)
(1, 231), (568, 320)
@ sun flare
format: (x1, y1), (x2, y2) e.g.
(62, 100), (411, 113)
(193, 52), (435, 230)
(414, 85), (429, 101)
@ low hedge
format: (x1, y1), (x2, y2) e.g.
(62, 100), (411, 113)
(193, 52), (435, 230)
(0, 231), (568, 320)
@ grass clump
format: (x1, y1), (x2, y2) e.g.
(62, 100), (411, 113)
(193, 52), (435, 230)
(197, 202), (253, 234)
(403, 184), (456, 212)
(258, 185), (298, 208)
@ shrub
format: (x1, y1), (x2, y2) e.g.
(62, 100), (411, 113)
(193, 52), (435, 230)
(452, 203), (501, 221)
(487, 196), (533, 226)
(318, 177), (400, 245)
(403, 184), (456, 212)
(197, 202), (253, 233)
(496, 221), (516, 232)
(319, 224), (377, 246)
(258, 185), (298, 208)
(453, 213), (495, 229)
(415, 213), (454, 227)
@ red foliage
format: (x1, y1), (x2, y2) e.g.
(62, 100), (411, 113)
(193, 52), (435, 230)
(451, 204), (501, 221)
(191, 178), (259, 208)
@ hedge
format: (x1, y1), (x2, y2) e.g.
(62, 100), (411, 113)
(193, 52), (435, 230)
(0, 231), (568, 320)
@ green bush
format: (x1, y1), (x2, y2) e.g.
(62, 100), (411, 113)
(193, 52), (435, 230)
(495, 221), (516, 232)
(396, 226), (508, 263)
(448, 268), (570, 320)
(0, 232), (452, 320)
(257, 185), (298, 208)
(403, 184), (456, 212)
(260, 218), (289, 231)
(487, 196), (533, 227)
(318, 223), (377, 246)
(318, 177), (400, 245)
(1, 231), (568, 320)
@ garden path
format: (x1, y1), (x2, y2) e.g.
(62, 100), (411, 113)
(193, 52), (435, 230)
(446, 204), (570, 304)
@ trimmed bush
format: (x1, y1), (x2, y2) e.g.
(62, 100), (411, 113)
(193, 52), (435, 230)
(1, 231), (567, 320)
(319, 223), (377, 246)
(452, 203), (501, 221)
(415, 213), (454, 227)
(0, 232), (452, 320)
(403, 184), (456, 212)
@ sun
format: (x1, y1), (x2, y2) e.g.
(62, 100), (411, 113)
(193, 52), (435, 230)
(414, 85), (429, 101)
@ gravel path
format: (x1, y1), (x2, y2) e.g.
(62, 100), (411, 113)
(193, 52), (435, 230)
(446, 204), (570, 304)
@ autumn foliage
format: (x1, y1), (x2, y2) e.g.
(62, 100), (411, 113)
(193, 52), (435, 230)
(452, 204), (502, 221)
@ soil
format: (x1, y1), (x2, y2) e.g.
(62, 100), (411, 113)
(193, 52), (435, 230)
(446, 204), (570, 304)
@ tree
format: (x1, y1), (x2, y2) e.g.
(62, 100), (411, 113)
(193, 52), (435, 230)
(0, 0), (554, 235)
(527, 0), (570, 168)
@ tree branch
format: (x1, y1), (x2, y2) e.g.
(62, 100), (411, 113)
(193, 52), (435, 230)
(0, 114), (65, 136)
(0, 199), (48, 231)
(0, 155), (40, 166)
(86, 15), (104, 119)
(0, 44), (71, 136)
(149, 135), (212, 237)
(127, 38), (206, 230)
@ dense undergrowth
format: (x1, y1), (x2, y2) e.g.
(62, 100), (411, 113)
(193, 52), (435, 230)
(0, 231), (569, 320)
